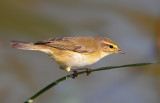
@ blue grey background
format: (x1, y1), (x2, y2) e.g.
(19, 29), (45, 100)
(0, 0), (160, 103)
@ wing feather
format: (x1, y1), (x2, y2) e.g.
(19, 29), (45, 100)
(34, 37), (96, 53)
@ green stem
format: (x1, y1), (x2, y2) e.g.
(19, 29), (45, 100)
(24, 62), (158, 103)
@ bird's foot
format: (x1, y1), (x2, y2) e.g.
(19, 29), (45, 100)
(85, 68), (91, 76)
(72, 71), (78, 79)
(71, 68), (91, 78)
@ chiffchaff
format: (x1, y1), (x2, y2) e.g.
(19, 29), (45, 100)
(11, 37), (124, 72)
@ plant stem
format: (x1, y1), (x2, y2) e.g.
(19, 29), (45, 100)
(24, 62), (157, 103)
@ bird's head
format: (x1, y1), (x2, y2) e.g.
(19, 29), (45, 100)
(100, 38), (125, 55)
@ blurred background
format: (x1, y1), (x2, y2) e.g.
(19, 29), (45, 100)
(0, 0), (160, 103)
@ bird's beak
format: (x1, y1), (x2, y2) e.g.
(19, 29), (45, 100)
(118, 49), (125, 54)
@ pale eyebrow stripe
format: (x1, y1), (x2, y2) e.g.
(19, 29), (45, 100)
(103, 43), (118, 48)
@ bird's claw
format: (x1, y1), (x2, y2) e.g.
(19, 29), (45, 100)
(71, 68), (91, 78)
(72, 71), (78, 79)
(86, 68), (91, 76)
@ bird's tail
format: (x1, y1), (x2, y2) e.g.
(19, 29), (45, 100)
(10, 40), (40, 50)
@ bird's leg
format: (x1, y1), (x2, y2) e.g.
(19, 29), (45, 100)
(64, 67), (77, 79)
(71, 67), (92, 77)
(85, 68), (91, 76)
(72, 70), (78, 79)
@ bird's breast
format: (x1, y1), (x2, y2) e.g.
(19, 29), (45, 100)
(52, 51), (101, 67)
(67, 53), (94, 67)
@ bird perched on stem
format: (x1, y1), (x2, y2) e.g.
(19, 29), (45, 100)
(10, 37), (124, 77)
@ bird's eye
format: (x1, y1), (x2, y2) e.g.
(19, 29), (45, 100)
(109, 45), (114, 49)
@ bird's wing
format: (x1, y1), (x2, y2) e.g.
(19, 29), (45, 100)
(34, 37), (96, 53)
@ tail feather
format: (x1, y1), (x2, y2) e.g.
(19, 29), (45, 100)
(10, 40), (36, 50)
(10, 40), (53, 54)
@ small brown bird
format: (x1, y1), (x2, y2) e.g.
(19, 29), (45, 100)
(10, 37), (124, 74)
